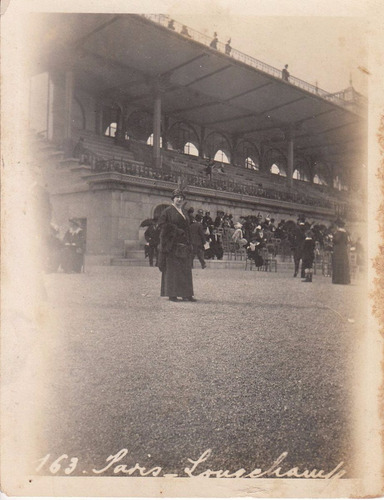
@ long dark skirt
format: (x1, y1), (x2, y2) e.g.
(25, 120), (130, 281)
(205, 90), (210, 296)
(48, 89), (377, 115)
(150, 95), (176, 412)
(302, 256), (314, 270)
(161, 253), (194, 297)
(332, 247), (350, 284)
(62, 247), (83, 273)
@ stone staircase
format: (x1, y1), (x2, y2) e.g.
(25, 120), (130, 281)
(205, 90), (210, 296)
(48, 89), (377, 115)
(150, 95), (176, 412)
(71, 129), (145, 169)
(30, 134), (92, 194)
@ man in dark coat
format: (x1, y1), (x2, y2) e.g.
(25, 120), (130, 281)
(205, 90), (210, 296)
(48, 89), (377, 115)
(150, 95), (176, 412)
(187, 207), (195, 223)
(332, 219), (350, 284)
(202, 211), (213, 229)
(291, 219), (306, 277)
(214, 210), (225, 228)
(144, 222), (160, 267)
(190, 214), (207, 269)
(157, 189), (196, 302)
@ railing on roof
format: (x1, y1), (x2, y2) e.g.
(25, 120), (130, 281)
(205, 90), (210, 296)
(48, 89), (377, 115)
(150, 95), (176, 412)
(142, 14), (360, 112)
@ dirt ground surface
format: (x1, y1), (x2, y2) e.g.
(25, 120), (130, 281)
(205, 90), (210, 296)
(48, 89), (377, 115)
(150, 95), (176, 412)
(30, 266), (365, 479)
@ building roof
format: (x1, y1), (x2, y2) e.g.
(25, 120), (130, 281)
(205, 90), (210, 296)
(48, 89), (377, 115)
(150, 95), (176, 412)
(30, 13), (366, 164)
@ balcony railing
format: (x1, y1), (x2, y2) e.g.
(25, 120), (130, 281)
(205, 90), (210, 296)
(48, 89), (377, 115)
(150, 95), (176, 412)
(142, 14), (362, 112)
(87, 154), (339, 210)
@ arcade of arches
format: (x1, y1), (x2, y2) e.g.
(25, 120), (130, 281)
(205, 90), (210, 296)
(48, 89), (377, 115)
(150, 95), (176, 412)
(97, 105), (352, 190)
(36, 67), (358, 192)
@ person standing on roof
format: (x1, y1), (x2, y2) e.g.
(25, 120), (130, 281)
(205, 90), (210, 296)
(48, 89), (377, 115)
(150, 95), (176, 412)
(210, 32), (218, 49)
(225, 38), (232, 55)
(282, 64), (290, 81)
(181, 25), (191, 37)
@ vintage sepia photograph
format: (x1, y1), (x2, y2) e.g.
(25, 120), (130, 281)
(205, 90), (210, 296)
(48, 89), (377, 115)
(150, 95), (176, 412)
(1, 0), (383, 497)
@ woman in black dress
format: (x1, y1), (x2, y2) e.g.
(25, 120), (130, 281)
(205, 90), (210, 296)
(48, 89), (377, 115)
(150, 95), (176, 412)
(332, 220), (350, 284)
(301, 230), (316, 282)
(62, 219), (85, 273)
(157, 188), (196, 302)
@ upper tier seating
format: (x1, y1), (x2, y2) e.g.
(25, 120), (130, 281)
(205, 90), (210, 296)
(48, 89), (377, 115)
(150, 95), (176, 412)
(68, 129), (350, 210)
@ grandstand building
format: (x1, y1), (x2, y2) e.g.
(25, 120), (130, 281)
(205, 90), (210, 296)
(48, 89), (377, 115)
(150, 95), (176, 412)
(28, 13), (367, 264)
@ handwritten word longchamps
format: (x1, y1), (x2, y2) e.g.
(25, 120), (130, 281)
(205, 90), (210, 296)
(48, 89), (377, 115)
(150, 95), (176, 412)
(91, 448), (346, 479)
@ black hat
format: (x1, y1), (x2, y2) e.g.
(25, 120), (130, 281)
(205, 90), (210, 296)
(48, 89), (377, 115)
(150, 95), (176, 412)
(172, 177), (188, 199)
(171, 188), (186, 200)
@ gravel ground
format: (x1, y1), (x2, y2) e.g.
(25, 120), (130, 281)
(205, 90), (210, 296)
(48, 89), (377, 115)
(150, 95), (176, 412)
(33, 266), (364, 478)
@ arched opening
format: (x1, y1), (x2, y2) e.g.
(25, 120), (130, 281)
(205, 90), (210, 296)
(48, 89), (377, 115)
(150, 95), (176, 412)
(214, 149), (230, 163)
(233, 140), (260, 170)
(204, 131), (231, 162)
(293, 169), (309, 181)
(265, 148), (287, 176)
(184, 142), (199, 156)
(105, 122), (117, 137)
(313, 161), (331, 186)
(147, 134), (163, 147)
(270, 163), (287, 176)
(167, 121), (200, 153)
(245, 156), (258, 170)
(125, 109), (152, 141)
(313, 174), (328, 185)
(333, 175), (341, 190)
(333, 175), (348, 191)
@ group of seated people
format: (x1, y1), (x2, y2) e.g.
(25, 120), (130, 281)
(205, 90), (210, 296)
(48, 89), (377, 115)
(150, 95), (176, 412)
(143, 207), (364, 280)
(74, 136), (347, 213)
(187, 209), (282, 264)
(91, 155), (332, 209)
(187, 210), (364, 272)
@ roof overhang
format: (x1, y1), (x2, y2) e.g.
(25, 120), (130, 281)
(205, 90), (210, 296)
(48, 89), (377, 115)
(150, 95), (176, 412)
(30, 13), (367, 163)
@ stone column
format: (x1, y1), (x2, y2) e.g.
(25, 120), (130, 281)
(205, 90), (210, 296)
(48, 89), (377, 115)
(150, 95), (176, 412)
(153, 91), (162, 168)
(115, 104), (125, 142)
(64, 70), (74, 140)
(287, 125), (294, 187)
(162, 115), (169, 151)
(94, 101), (103, 135)
(199, 126), (206, 158)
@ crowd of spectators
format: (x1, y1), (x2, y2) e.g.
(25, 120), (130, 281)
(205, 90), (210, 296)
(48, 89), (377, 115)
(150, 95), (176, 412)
(71, 135), (351, 213)
(91, 156), (334, 210)
(185, 209), (363, 273)
(73, 136), (354, 223)
(184, 209), (323, 265)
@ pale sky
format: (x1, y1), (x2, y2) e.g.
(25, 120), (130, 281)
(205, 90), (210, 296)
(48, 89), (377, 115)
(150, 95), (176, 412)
(17, 0), (371, 97)
(171, 13), (369, 96)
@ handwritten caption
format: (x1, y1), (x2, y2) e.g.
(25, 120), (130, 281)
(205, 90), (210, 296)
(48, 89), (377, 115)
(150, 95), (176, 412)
(35, 449), (346, 479)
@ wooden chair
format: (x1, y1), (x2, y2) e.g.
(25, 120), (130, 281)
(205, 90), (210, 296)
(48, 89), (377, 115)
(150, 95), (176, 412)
(322, 251), (332, 277)
(349, 251), (358, 279)
(245, 254), (253, 270)
(265, 245), (278, 272)
(236, 246), (247, 261)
